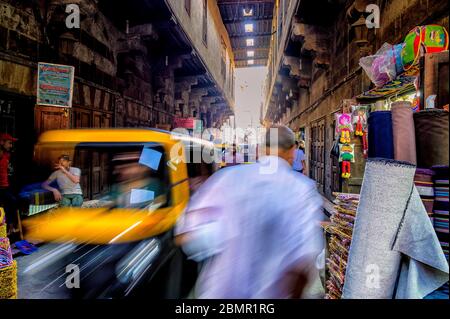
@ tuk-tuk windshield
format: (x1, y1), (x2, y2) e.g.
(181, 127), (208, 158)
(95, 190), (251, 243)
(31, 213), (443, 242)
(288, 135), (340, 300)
(34, 142), (170, 209)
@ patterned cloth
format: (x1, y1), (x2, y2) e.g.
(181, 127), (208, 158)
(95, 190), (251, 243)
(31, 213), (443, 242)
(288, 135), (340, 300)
(431, 166), (449, 298)
(27, 204), (58, 216)
(323, 193), (359, 299)
(414, 168), (435, 217)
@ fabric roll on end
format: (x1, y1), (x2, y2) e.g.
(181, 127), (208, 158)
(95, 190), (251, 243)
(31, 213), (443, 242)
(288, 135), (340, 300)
(366, 157), (417, 168)
(368, 111), (395, 160)
(391, 101), (417, 165)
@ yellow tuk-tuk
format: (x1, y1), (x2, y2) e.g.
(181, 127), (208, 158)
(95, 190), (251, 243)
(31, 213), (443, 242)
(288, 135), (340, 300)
(22, 128), (215, 299)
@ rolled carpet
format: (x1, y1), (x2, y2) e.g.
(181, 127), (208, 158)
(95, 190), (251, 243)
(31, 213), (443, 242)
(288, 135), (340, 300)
(391, 101), (417, 165)
(368, 111), (394, 159)
(414, 109), (449, 168)
(342, 159), (449, 299)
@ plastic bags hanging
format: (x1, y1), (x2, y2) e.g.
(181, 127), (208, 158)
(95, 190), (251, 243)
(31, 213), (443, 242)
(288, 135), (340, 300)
(359, 43), (401, 88)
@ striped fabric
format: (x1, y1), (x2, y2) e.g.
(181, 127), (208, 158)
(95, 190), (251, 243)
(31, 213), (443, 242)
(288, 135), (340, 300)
(432, 166), (449, 298)
(26, 204), (58, 217)
(414, 169), (435, 217)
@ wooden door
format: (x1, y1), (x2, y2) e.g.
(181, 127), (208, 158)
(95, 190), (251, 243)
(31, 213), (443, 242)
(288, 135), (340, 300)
(72, 108), (91, 128)
(329, 118), (340, 198)
(91, 150), (101, 199)
(310, 118), (325, 194)
(93, 111), (102, 128)
(102, 113), (112, 128)
(73, 148), (91, 199)
(100, 152), (110, 196)
(35, 106), (70, 136)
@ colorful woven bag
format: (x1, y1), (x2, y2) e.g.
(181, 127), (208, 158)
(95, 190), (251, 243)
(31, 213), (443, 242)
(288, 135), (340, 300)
(401, 25), (449, 71)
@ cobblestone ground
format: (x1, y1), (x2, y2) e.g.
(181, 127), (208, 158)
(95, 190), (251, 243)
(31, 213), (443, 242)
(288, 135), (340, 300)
(16, 244), (71, 299)
(16, 244), (325, 299)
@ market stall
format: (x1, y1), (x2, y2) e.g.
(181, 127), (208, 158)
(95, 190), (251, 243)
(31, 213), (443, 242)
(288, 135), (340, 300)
(0, 208), (17, 299)
(323, 24), (449, 299)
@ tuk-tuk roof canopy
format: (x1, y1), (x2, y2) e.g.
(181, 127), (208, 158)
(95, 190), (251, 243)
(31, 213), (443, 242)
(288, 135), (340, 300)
(38, 128), (176, 145)
(38, 128), (214, 149)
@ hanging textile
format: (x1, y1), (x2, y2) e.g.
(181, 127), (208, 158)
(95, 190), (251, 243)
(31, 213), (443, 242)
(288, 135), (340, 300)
(391, 101), (417, 165)
(342, 159), (449, 299)
(368, 111), (394, 159)
(414, 109), (449, 168)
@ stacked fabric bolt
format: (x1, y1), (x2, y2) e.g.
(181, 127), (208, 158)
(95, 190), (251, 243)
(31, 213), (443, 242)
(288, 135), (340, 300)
(323, 193), (359, 299)
(0, 237), (17, 299)
(431, 166), (449, 298)
(431, 166), (449, 262)
(414, 169), (436, 220)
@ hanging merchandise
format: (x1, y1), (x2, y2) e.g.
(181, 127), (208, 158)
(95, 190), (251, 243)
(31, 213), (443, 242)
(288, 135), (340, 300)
(351, 105), (369, 136)
(412, 77), (421, 112)
(361, 131), (368, 159)
(352, 105), (370, 158)
(414, 109), (449, 168)
(360, 25), (448, 88)
(360, 43), (400, 88)
(367, 111), (394, 159)
(342, 159), (449, 299)
(335, 113), (353, 144)
(401, 25), (449, 71)
(391, 101), (417, 165)
(339, 144), (355, 179)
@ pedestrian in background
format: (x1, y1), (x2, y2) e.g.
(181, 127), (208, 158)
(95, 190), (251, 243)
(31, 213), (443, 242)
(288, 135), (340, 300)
(175, 125), (324, 298)
(42, 155), (83, 207)
(224, 143), (244, 167)
(293, 140), (306, 175)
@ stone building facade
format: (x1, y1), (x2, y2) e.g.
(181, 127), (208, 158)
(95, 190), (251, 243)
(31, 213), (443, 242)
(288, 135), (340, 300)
(0, 0), (235, 198)
(262, 0), (449, 199)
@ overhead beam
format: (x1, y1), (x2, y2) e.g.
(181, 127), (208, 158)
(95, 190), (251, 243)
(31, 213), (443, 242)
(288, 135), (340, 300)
(217, 0), (274, 4)
(229, 32), (273, 39)
(222, 17), (274, 23)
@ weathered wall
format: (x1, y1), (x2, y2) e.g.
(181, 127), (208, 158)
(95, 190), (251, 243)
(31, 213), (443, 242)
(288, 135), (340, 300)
(281, 0), (449, 197)
(0, 0), (162, 128)
(167, 0), (235, 109)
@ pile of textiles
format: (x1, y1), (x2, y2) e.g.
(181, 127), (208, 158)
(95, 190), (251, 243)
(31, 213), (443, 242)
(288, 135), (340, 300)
(426, 165), (449, 298)
(414, 169), (435, 220)
(0, 237), (17, 299)
(431, 166), (449, 263)
(323, 192), (359, 299)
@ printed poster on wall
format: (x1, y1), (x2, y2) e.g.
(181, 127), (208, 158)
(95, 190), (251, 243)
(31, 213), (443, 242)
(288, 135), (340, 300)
(37, 62), (75, 108)
(174, 117), (195, 129)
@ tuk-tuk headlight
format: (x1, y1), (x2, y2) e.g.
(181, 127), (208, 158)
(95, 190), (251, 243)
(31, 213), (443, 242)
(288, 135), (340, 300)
(115, 238), (160, 284)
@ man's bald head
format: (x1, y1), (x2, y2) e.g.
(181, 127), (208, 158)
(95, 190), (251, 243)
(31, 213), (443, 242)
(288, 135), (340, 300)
(265, 125), (296, 165)
(265, 125), (296, 151)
